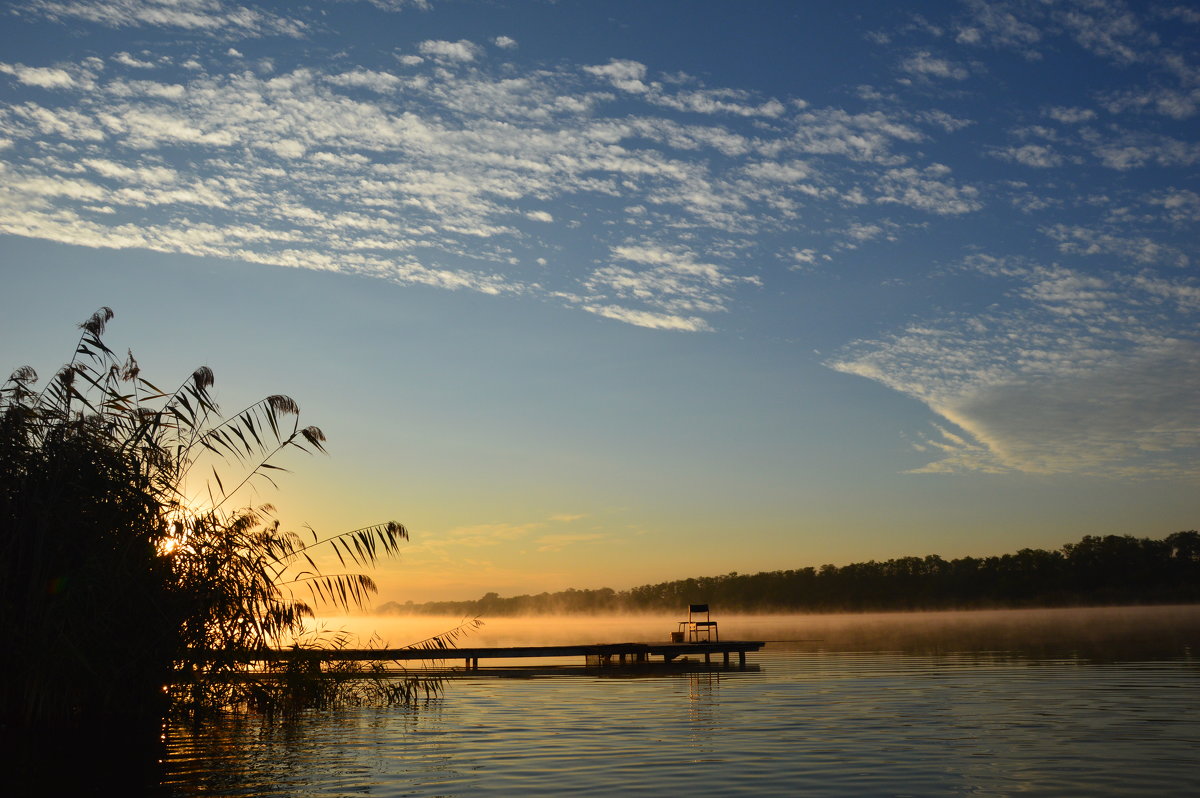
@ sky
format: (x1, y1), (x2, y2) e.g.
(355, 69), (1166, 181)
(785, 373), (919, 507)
(1, 0), (1198, 604)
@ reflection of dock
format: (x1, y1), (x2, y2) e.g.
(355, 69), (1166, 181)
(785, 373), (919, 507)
(255, 641), (765, 670)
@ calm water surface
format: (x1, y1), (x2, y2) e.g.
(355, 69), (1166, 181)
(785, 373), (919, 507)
(163, 609), (1200, 797)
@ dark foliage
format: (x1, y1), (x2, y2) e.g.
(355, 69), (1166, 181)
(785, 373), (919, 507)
(1, 309), (460, 793)
(383, 531), (1200, 617)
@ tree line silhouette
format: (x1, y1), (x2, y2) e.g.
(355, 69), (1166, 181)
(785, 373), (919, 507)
(381, 531), (1200, 616)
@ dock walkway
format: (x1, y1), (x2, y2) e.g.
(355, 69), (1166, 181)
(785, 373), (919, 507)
(255, 641), (765, 670)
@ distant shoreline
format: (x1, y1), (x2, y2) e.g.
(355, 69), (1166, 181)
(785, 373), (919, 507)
(378, 531), (1200, 616)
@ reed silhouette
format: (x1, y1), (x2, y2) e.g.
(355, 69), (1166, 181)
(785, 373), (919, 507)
(1, 308), (465, 792)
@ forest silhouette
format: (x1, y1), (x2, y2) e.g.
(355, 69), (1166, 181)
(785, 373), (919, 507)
(382, 531), (1200, 616)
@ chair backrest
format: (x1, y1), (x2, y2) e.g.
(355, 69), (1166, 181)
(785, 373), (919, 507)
(689, 603), (709, 617)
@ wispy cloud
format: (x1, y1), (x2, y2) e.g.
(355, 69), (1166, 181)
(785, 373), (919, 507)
(0, 64), (78, 89)
(1059, 1), (1157, 65)
(899, 50), (970, 81)
(410, 513), (600, 555)
(1044, 223), (1190, 268)
(1103, 86), (1200, 119)
(954, 0), (1198, 127)
(992, 143), (1065, 168)
(829, 257), (1200, 478)
(584, 242), (760, 319)
(954, 0), (1043, 56)
(0, 49), (989, 331)
(875, 165), (981, 215)
(584, 58), (786, 117)
(418, 39), (481, 63)
(535, 532), (605, 553)
(954, 0), (1158, 65)
(1045, 105), (1096, 124)
(20, 0), (307, 38)
(1, 0), (1196, 488)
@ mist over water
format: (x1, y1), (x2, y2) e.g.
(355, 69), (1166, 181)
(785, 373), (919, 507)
(315, 604), (1200, 660)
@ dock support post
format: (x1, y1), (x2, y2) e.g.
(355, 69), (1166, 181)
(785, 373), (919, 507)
(704, 652), (711, 665)
(739, 651), (746, 669)
(723, 651), (730, 667)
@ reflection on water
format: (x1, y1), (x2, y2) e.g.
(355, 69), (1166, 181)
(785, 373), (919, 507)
(163, 607), (1200, 797)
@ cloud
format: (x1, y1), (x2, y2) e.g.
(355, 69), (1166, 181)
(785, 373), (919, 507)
(1043, 224), (1190, 268)
(829, 258), (1200, 478)
(112, 51), (158, 69)
(992, 143), (1064, 168)
(899, 50), (970, 81)
(947, 341), (1200, 476)
(326, 69), (404, 93)
(1, 11), (1188, 344)
(0, 64), (78, 89)
(21, 0), (307, 38)
(584, 59), (785, 117)
(954, 0), (1159, 65)
(1059, 2), (1156, 65)
(412, 513), (597, 554)
(360, 0), (430, 10)
(789, 248), (825, 268)
(536, 532), (605, 552)
(1103, 87), (1200, 119)
(995, 118), (1200, 173)
(954, 0), (1199, 128)
(649, 87), (786, 118)
(583, 59), (649, 93)
(0, 1), (1195, 500)
(428, 521), (544, 550)
(875, 165), (982, 215)
(1086, 130), (1200, 170)
(1, 49), (985, 331)
(418, 39), (481, 62)
(1045, 106), (1096, 124)
(582, 304), (710, 332)
(954, 0), (1043, 56)
(584, 243), (759, 321)
(1145, 189), (1200, 225)
(1159, 5), (1200, 25)
(787, 109), (924, 164)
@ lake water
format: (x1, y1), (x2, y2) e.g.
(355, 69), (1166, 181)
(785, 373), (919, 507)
(162, 607), (1200, 796)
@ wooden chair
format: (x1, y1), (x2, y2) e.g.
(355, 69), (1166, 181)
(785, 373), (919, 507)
(679, 603), (719, 642)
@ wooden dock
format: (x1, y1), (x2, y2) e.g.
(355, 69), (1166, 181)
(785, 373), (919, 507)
(248, 640), (765, 670)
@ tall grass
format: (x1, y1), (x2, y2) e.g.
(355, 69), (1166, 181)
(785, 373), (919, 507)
(1, 308), (465, 788)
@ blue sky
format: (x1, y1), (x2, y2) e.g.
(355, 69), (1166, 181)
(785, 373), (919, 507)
(1, 0), (1197, 602)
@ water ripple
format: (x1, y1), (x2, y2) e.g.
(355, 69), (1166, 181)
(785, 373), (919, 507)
(164, 648), (1200, 797)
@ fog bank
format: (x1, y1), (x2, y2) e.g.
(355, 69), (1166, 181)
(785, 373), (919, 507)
(312, 605), (1200, 660)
